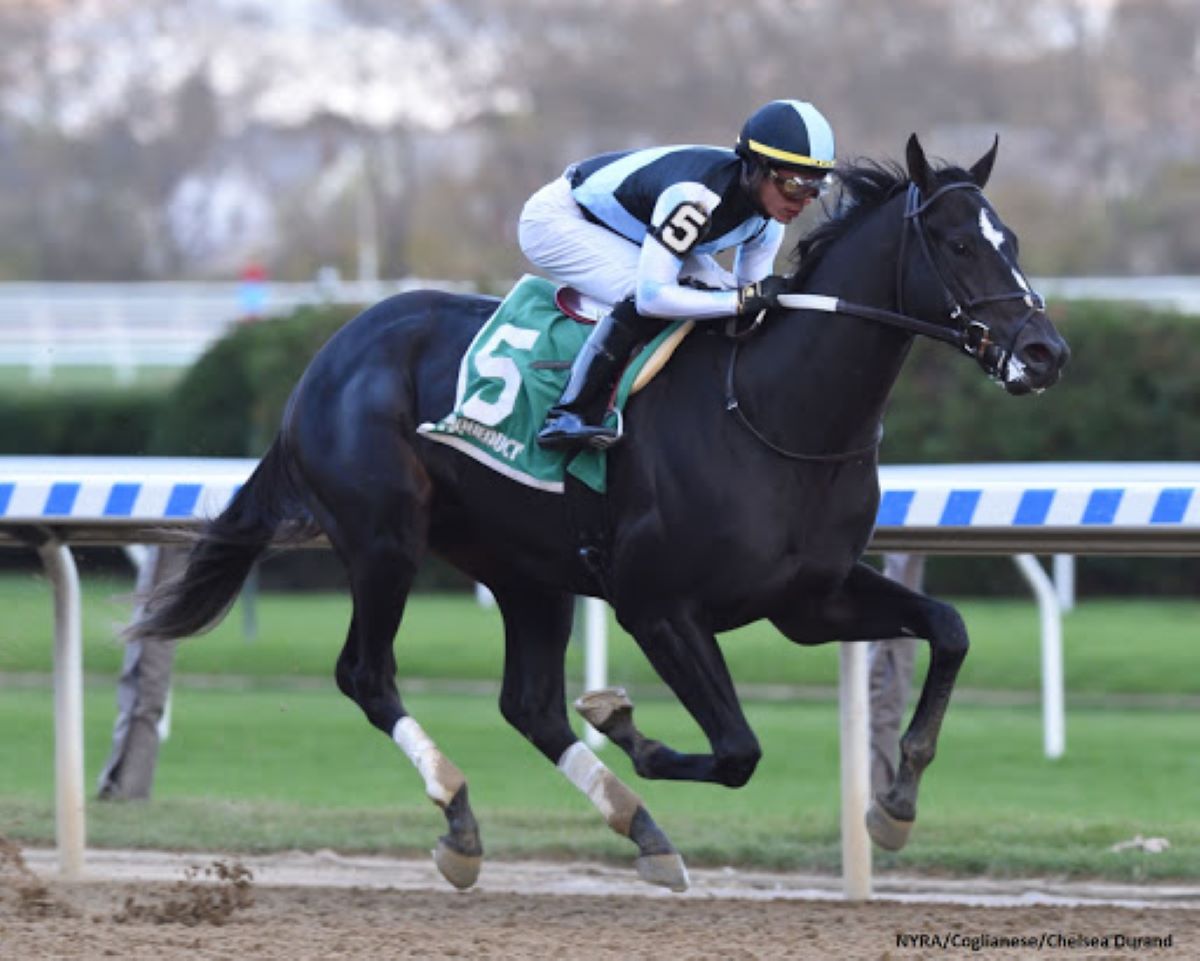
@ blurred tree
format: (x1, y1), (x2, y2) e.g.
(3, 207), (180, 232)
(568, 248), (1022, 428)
(0, 0), (1197, 280)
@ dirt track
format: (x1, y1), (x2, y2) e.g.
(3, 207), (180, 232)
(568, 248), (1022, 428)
(4, 845), (1199, 960)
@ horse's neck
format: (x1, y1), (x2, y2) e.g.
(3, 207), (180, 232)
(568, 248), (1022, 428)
(740, 203), (913, 453)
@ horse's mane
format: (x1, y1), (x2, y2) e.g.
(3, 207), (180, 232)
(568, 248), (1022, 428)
(790, 158), (974, 287)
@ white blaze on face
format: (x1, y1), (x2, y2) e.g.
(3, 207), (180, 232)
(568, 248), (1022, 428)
(980, 207), (1036, 298)
(979, 208), (1006, 251)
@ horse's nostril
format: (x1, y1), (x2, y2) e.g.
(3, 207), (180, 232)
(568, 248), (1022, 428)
(1021, 342), (1053, 371)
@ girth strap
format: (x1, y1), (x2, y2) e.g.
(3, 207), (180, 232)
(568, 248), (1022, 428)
(564, 468), (615, 603)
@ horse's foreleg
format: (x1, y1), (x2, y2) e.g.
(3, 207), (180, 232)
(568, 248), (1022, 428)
(492, 585), (688, 892)
(574, 687), (672, 776)
(771, 561), (969, 851)
(582, 611), (762, 788)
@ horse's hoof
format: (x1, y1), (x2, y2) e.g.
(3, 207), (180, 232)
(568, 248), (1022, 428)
(574, 687), (633, 732)
(866, 800), (914, 852)
(635, 852), (689, 892)
(433, 839), (482, 890)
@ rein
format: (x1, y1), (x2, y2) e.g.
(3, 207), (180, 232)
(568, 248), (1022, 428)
(723, 343), (884, 463)
(727, 178), (1046, 460)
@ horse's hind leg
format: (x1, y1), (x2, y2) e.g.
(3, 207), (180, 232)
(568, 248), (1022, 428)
(770, 560), (970, 852)
(490, 583), (688, 892)
(339, 552), (483, 889)
(303, 455), (482, 890)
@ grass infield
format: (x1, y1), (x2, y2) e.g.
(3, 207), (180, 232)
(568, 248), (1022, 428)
(0, 574), (1198, 698)
(0, 575), (1196, 880)
(0, 684), (1196, 881)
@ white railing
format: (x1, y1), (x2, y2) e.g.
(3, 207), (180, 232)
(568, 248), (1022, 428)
(0, 278), (474, 383)
(0, 276), (1194, 384)
(1032, 275), (1200, 315)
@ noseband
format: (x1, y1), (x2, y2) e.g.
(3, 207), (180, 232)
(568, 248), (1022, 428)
(897, 181), (1045, 379)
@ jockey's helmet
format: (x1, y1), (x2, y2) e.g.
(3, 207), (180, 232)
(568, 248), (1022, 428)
(736, 100), (836, 174)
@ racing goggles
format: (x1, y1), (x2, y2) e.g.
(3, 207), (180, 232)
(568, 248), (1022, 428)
(768, 168), (832, 203)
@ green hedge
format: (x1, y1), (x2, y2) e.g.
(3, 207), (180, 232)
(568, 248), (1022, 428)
(148, 306), (359, 456)
(0, 308), (357, 458)
(883, 301), (1200, 463)
(148, 298), (1200, 464)
(1, 299), (1196, 593)
(0, 388), (161, 455)
(5, 299), (1194, 462)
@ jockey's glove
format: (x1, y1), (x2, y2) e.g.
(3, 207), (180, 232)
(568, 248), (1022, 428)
(736, 275), (789, 316)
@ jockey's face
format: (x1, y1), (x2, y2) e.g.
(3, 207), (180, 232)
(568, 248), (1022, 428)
(759, 167), (823, 224)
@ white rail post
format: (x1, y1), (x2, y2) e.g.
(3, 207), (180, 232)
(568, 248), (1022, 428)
(39, 541), (85, 877)
(838, 642), (872, 900)
(583, 597), (608, 748)
(1014, 554), (1065, 759)
(1052, 554), (1075, 613)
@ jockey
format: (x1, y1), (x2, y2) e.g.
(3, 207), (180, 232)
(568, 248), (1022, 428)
(519, 99), (836, 450)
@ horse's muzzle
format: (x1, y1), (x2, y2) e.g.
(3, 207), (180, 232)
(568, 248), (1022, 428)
(1002, 321), (1070, 395)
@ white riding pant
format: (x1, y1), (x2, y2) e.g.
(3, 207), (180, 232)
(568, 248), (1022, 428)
(518, 176), (735, 310)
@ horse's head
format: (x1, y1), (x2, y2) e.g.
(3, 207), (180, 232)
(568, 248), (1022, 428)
(900, 134), (1069, 395)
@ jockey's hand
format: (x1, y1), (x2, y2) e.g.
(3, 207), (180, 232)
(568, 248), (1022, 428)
(737, 275), (789, 316)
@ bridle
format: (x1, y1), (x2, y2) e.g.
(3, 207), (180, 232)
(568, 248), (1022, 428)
(724, 177), (1047, 461)
(895, 181), (1045, 378)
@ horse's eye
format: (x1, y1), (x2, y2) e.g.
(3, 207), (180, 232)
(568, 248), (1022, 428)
(951, 240), (970, 257)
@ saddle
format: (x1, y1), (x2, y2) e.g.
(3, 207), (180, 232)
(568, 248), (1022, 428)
(553, 286), (607, 324)
(554, 286), (694, 396)
(417, 275), (693, 494)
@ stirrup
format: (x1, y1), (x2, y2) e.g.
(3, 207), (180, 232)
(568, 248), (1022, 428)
(587, 408), (623, 449)
(537, 409), (624, 450)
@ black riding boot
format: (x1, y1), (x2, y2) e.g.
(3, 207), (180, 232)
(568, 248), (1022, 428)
(537, 299), (658, 450)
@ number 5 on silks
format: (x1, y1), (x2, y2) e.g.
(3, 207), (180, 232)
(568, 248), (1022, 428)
(655, 202), (711, 256)
(460, 323), (540, 426)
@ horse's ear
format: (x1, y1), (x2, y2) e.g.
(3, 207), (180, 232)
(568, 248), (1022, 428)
(969, 135), (1000, 189)
(905, 133), (934, 196)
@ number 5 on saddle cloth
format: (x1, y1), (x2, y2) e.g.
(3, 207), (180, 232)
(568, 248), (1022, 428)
(418, 275), (691, 494)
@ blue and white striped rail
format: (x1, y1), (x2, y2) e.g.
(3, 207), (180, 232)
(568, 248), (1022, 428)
(2, 458), (1196, 553)
(0, 457), (248, 536)
(871, 462), (1200, 555)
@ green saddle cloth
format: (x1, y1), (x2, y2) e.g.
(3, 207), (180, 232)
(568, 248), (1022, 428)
(418, 275), (680, 493)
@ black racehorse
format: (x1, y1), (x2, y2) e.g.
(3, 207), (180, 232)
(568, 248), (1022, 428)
(132, 135), (1068, 893)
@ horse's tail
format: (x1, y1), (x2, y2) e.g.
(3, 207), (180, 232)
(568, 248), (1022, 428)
(125, 438), (317, 644)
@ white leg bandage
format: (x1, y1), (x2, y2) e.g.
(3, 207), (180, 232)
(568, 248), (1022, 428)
(392, 717), (465, 807)
(557, 741), (642, 836)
